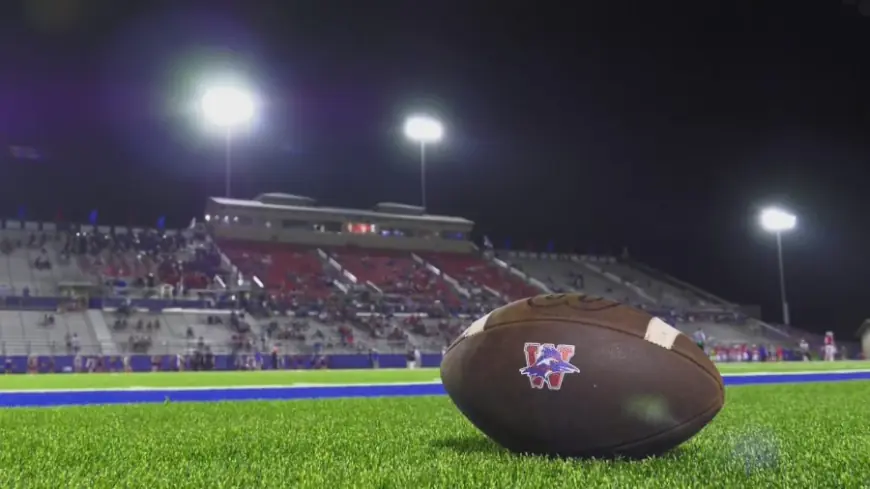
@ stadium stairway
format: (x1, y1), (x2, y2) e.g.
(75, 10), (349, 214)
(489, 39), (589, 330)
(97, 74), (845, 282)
(6, 251), (33, 294)
(86, 310), (116, 355)
(326, 248), (460, 305)
(573, 258), (658, 305)
(0, 310), (27, 354)
(416, 251), (544, 302)
(499, 252), (641, 303)
(217, 241), (341, 299)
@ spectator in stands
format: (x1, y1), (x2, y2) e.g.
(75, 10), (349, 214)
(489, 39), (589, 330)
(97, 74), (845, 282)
(693, 328), (706, 350)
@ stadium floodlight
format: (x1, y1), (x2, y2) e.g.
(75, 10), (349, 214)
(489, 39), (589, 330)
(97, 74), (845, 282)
(404, 115), (444, 144)
(759, 207), (797, 326)
(760, 207), (797, 233)
(200, 85), (257, 198)
(403, 115), (444, 210)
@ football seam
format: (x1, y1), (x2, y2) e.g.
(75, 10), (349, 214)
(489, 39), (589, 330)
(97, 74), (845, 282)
(472, 317), (724, 389)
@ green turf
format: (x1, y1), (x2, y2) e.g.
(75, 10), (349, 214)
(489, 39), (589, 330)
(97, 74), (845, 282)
(0, 369), (443, 391)
(0, 381), (868, 488)
(0, 361), (867, 391)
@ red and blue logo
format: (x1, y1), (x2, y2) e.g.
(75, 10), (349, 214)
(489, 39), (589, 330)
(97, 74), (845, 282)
(520, 343), (579, 390)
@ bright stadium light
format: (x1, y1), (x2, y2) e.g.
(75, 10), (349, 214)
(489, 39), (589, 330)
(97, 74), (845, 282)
(759, 207), (797, 326)
(201, 87), (255, 128)
(200, 85), (257, 198)
(760, 207), (797, 233)
(404, 115), (444, 144)
(404, 115), (444, 210)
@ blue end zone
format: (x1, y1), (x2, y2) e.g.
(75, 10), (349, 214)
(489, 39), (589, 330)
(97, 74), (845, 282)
(0, 371), (868, 408)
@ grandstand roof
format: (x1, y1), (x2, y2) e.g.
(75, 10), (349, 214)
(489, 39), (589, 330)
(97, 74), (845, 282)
(209, 197), (474, 226)
(254, 193), (316, 206)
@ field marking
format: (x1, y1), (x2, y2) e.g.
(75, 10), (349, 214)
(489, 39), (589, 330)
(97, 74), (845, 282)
(723, 369), (870, 377)
(0, 380), (444, 394)
(0, 371), (869, 408)
(0, 370), (869, 394)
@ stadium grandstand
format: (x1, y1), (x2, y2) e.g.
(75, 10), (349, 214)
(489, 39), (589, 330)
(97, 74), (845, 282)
(0, 192), (858, 372)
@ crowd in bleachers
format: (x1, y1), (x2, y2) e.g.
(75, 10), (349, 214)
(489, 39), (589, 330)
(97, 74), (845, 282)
(210, 241), (792, 355)
(0, 226), (852, 358)
(65, 229), (224, 295)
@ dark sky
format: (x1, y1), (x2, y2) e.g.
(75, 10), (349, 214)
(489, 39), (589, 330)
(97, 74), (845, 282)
(0, 0), (869, 335)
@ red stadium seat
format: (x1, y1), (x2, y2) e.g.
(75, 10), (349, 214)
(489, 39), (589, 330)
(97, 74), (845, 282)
(329, 248), (460, 306)
(419, 252), (541, 301)
(218, 241), (332, 299)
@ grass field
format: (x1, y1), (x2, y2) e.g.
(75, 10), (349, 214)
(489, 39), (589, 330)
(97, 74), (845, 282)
(0, 363), (868, 488)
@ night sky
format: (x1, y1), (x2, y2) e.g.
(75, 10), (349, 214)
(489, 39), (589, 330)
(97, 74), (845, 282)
(0, 0), (869, 335)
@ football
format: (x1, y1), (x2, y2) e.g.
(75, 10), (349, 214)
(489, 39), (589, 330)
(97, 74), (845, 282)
(440, 293), (725, 459)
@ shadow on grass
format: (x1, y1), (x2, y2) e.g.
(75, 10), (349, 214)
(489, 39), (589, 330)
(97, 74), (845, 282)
(431, 436), (506, 455)
(432, 435), (695, 462)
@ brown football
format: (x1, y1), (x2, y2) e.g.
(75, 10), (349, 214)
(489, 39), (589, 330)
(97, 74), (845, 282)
(440, 293), (724, 459)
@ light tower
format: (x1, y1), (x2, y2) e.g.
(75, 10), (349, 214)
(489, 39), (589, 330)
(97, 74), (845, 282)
(200, 85), (256, 198)
(403, 115), (444, 210)
(759, 207), (797, 325)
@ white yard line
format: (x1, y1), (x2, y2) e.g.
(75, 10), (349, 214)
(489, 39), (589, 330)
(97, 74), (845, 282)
(0, 380), (444, 394)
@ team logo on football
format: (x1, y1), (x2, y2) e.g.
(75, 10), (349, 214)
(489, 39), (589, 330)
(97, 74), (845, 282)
(519, 343), (579, 390)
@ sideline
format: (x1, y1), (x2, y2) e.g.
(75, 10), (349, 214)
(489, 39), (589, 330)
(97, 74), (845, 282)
(0, 370), (867, 408)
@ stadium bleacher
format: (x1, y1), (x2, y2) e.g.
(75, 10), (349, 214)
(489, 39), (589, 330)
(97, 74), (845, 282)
(418, 251), (541, 301)
(502, 253), (646, 304)
(218, 241), (334, 299)
(329, 248), (459, 305)
(0, 193), (853, 371)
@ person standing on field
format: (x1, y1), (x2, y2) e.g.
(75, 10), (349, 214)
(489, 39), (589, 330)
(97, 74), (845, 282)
(824, 332), (836, 362)
(799, 339), (810, 361)
(406, 348), (416, 369)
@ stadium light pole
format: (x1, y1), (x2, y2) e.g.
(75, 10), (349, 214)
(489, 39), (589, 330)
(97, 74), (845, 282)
(759, 207), (797, 326)
(403, 115), (444, 210)
(200, 86), (256, 198)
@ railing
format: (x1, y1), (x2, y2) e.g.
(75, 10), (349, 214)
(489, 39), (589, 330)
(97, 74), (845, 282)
(0, 340), (103, 356)
(0, 339), (434, 356)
